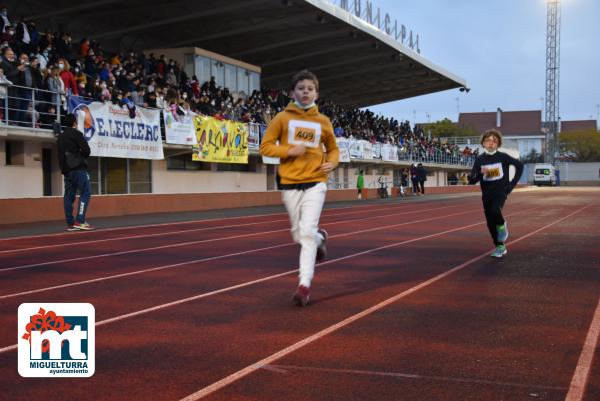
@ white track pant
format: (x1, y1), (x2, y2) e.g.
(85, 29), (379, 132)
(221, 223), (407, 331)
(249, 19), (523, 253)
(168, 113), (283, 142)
(282, 182), (327, 288)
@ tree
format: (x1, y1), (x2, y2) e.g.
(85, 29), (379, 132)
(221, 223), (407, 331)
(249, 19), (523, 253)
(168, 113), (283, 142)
(522, 149), (544, 164)
(559, 129), (600, 162)
(423, 118), (479, 138)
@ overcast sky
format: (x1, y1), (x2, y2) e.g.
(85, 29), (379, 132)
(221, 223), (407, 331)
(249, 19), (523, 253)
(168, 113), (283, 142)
(359, 0), (600, 125)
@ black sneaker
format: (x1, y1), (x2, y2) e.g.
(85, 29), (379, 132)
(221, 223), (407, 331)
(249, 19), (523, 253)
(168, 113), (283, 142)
(316, 229), (328, 261)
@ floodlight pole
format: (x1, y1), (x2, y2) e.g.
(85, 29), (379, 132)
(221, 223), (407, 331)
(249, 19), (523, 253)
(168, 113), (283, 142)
(545, 0), (561, 165)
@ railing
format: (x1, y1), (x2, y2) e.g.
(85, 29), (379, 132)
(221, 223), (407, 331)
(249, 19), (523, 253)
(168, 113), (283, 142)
(2, 83), (475, 168)
(438, 136), (482, 146)
(1, 83), (62, 129)
(396, 149), (475, 166)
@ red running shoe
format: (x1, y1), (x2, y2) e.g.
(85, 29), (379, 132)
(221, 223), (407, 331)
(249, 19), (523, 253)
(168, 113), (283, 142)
(292, 285), (310, 307)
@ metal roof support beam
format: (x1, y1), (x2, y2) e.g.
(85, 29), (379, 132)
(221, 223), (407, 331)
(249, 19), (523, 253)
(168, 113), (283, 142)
(29, 0), (122, 21)
(319, 64), (411, 83)
(168, 12), (314, 47)
(264, 53), (387, 82)
(261, 41), (367, 67)
(231, 30), (346, 58)
(90, 0), (269, 40)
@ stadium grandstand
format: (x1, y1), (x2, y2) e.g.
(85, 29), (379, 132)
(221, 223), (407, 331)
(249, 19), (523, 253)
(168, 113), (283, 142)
(0, 0), (475, 222)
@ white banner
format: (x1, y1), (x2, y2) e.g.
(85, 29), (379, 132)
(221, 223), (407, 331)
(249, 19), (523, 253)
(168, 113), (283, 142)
(382, 144), (399, 161)
(77, 102), (163, 159)
(362, 141), (373, 160)
(248, 123), (261, 150)
(336, 137), (351, 162)
(349, 140), (363, 159)
(373, 143), (382, 159)
(164, 110), (197, 145)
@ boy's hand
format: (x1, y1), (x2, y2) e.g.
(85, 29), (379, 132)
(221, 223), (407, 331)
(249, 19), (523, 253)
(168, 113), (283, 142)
(321, 162), (334, 173)
(287, 145), (306, 157)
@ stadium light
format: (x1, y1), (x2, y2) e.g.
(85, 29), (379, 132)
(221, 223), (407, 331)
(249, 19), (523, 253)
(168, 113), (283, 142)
(459, 87), (470, 93)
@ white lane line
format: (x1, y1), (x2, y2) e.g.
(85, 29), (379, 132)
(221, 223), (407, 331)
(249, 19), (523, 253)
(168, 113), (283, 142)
(0, 208), (483, 299)
(565, 297), (600, 401)
(0, 202), (464, 254)
(0, 207), (508, 354)
(0, 204), (468, 273)
(266, 364), (567, 391)
(0, 205), (547, 355)
(178, 205), (590, 401)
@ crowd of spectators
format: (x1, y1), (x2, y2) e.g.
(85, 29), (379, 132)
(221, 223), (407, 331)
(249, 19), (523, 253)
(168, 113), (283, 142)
(0, 8), (474, 164)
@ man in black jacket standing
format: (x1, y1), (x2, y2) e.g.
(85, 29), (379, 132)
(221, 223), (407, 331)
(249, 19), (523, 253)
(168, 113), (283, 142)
(469, 129), (523, 258)
(57, 113), (94, 231)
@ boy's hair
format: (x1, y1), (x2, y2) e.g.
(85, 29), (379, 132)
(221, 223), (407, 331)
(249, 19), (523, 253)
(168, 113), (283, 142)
(63, 113), (77, 128)
(291, 70), (319, 92)
(481, 129), (503, 147)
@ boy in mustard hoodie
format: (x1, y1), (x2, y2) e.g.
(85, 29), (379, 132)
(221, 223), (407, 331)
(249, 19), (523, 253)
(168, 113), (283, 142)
(260, 70), (339, 306)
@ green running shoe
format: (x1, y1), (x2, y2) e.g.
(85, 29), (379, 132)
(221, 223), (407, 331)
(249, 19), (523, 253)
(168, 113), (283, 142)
(491, 244), (507, 258)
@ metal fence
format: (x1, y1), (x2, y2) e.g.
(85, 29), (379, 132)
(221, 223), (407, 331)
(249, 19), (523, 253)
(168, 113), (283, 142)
(397, 149), (475, 166)
(2, 83), (475, 169)
(1, 83), (62, 129)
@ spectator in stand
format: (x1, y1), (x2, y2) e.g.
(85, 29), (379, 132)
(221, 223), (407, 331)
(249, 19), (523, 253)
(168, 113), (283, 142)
(0, 25), (15, 49)
(0, 66), (11, 121)
(36, 43), (50, 71)
(14, 53), (41, 125)
(15, 16), (30, 54)
(55, 32), (72, 60)
(79, 37), (90, 57)
(46, 65), (65, 111)
(0, 6), (10, 33)
(39, 103), (55, 129)
(57, 58), (77, 95)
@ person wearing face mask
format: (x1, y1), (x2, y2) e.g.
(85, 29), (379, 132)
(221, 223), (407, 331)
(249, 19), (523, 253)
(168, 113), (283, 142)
(57, 58), (78, 95)
(0, 7), (10, 34)
(468, 129), (523, 258)
(36, 46), (50, 70)
(259, 70), (339, 307)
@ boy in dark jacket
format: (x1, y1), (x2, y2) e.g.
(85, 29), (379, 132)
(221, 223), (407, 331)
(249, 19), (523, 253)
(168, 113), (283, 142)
(57, 113), (94, 231)
(469, 129), (523, 257)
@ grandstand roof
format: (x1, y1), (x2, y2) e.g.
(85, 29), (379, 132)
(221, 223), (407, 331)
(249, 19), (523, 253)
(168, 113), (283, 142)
(22, 0), (467, 108)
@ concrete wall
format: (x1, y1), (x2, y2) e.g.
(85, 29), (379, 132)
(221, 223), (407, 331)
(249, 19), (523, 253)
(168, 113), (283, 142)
(0, 185), (483, 225)
(152, 160), (267, 193)
(0, 140), (61, 198)
(557, 162), (600, 185)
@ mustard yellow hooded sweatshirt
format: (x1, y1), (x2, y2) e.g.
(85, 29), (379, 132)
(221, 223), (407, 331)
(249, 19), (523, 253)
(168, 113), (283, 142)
(260, 102), (339, 185)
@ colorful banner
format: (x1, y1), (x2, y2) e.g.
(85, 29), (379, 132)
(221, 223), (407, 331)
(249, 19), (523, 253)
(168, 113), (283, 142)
(336, 137), (351, 162)
(74, 101), (163, 160)
(163, 110), (197, 145)
(192, 116), (248, 164)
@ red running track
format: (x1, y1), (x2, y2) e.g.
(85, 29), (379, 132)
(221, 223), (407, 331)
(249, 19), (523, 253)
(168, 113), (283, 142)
(0, 188), (598, 401)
